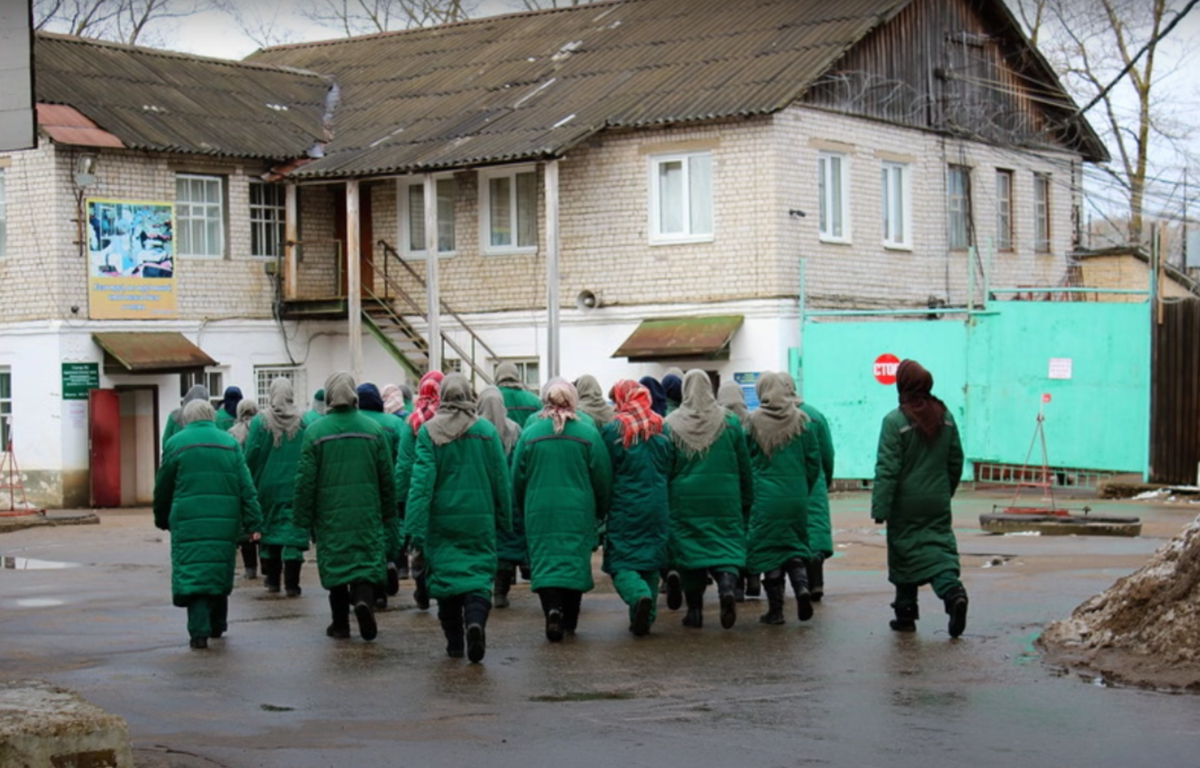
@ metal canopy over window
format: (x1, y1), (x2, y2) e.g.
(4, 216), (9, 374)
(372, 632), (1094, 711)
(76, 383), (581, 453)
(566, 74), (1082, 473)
(92, 332), (217, 374)
(612, 315), (744, 362)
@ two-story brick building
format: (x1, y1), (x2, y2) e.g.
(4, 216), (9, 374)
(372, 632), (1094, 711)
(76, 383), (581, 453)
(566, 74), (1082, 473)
(0, 0), (1106, 507)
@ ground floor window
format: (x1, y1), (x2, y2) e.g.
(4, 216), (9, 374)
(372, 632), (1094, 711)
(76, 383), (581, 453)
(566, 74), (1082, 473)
(254, 365), (306, 405)
(492, 358), (540, 389)
(179, 370), (223, 406)
(0, 368), (10, 449)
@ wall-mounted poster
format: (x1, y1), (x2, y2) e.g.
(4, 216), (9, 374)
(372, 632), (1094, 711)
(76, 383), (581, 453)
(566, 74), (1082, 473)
(87, 199), (177, 319)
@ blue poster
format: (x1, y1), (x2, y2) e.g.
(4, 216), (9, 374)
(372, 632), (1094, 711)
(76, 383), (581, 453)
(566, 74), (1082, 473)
(734, 371), (761, 409)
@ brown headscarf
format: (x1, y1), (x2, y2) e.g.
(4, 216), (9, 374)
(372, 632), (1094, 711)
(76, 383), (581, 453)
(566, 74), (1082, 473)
(575, 374), (614, 426)
(664, 370), (727, 456)
(896, 359), (946, 441)
(745, 372), (806, 458)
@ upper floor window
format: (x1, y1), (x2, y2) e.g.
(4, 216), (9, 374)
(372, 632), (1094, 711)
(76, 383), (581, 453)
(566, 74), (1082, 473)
(249, 181), (285, 259)
(947, 165), (972, 250)
(649, 151), (713, 243)
(254, 365), (306, 406)
(996, 170), (1014, 251)
(1034, 173), (1051, 252)
(818, 152), (850, 242)
(0, 169), (7, 258)
(480, 167), (537, 254)
(880, 162), (911, 249)
(175, 174), (224, 258)
(401, 176), (456, 258)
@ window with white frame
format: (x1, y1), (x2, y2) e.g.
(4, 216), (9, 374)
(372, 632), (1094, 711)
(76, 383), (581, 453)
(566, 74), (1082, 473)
(818, 152), (850, 242)
(0, 169), (7, 259)
(442, 358), (463, 375)
(1034, 173), (1051, 252)
(480, 167), (537, 253)
(880, 162), (911, 248)
(175, 174), (225, 257)
(996, 169), (1014, 251)
(947, 165), (972, 250)
(649, 151), (713, 243)
(249, 181), (286, 259)
(492, 358), (540, 389)
(254, 365), (306, 405)
(179, 370), (224, 407)
(0, 367), (10, 450)
(401, 177), (456, 257)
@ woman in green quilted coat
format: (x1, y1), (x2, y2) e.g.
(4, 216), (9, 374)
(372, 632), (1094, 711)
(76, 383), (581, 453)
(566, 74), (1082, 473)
(665, 369), (753, 630)
(800, 399), (835, 601)
(394, 370), (444, 611)
(153, 400), (262, 650)
(357, 381), (406, 607)
(601, 379), (672, 637)
(161, 384), (209, 447)
(293, 372), (396, 642)
(477, 386), (522, 608)
(512, 378), (612, 642)
(495, 361), (541, 426)
(745, 372), (822, 626)
(407, 374), (512, 662)
(871, 359), (968, 638)
(243, 377), (308, 598)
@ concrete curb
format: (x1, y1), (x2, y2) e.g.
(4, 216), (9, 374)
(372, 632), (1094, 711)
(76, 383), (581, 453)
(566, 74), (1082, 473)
(0, 512), (101, 534)
(0, 679), (134, 767)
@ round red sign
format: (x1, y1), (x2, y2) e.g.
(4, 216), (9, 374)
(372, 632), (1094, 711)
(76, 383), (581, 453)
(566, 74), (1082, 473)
(874, 354), (900, 385)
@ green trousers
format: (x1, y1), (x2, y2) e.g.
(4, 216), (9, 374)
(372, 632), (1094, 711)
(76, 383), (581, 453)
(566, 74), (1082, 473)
(612, 570), (659, 626)
(185, 595), (228, 640)
(892, 570), (962, 610)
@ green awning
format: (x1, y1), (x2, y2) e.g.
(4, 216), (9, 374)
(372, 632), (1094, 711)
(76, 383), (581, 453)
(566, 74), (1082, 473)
(612, 315), (744, 361)
(92, 332), (217, 373)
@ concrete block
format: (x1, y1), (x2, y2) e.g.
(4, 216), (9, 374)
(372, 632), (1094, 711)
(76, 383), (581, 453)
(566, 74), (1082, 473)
(0, 680), (134, 768)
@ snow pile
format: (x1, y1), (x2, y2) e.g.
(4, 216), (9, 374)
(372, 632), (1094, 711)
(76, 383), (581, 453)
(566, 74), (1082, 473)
(1040, 514), (1200, 687)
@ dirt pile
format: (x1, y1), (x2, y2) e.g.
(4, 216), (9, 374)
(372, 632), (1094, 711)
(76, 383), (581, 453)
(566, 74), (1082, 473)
(1039, 514), (1200, 689)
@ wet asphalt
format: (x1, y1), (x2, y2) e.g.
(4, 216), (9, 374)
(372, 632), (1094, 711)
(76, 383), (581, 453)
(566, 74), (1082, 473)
(1, 489), (1197, 768)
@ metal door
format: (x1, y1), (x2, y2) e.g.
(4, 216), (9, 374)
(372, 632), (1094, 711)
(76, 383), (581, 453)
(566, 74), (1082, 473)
(89, 388), (121, 507)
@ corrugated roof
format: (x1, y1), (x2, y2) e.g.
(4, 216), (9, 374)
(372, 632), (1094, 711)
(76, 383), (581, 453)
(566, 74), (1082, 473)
(250, 0), (911, 178)
(35, 33), (330, 160)
(36, 103), (125, 149)
(92, 332), (218, 373)
(613, 315), (744, 360)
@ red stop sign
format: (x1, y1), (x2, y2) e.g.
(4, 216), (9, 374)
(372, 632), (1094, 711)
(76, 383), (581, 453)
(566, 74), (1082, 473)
(874, 354), (900, 385)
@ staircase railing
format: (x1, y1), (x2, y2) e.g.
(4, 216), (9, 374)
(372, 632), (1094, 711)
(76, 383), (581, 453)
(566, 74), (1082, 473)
(361, 282), (426, 381)
(368, 244), (498, 387)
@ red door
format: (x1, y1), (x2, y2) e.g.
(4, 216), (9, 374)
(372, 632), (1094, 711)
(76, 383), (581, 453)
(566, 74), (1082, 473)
(89, 389), (121, 508)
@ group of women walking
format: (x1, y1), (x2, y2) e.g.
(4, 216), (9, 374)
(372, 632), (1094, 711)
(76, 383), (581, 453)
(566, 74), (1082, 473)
(153, 358), (968, 660)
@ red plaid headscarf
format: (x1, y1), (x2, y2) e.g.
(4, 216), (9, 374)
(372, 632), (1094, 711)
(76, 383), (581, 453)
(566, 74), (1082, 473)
(610, 379), (663, 448)
(407, 370), (444, 435)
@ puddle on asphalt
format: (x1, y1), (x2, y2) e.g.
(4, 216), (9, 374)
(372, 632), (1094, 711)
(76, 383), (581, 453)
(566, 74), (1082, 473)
(2, 556), (81, 570)
(529, 691), (637, 703)
(14, 598), (65, 607)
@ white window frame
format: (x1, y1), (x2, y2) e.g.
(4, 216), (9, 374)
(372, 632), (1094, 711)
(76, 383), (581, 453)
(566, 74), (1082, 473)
(818, 152), (851, 244)
(996, 169), (1014, 251)
(479, 166), (538, 256)
(0, 169), (7, 259)
(880, 161), (911, 250)
(180, 369), (225, 407)
(647, 151), (714, 245)
(175, 173), (225, 258)
(1034, 173), (1051, 253)
(0, 367), (11, 450)
(492, 358), (540, 389)
(398, 175), (457, 260)
(947, 165), (972, 250)
(249, 181), (286, 260)
(253, 365), (306, 405)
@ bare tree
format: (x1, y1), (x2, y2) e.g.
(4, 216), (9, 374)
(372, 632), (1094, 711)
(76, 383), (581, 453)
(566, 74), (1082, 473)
(34, 0), (212, 46)
(212, 0), (298, 49)
(514, 0), (598, 10)
(301, 0), (478, 35)
(1013, 0), (1198, 245)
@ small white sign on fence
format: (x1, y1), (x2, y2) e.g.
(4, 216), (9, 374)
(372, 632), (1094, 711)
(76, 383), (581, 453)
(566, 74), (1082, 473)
(1048, 357), (1073, 380)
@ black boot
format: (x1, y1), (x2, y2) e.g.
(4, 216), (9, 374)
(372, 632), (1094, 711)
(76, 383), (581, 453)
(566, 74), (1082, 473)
(353, 582), (378, 641)
(494, 566), (514, 609)
(464, 595), (490, 663)
(283, 559), (303, 597)
(261, 555), (282, 593)
(438, 597), (466, 658)
(386, 561), (400, 596)
(630, 596), (652, 637)
(759, 577), (786, 625)
(785, 559), (814, 621)
(734, 574), (746, 603)
(519, 564), (532, 582)
(807, 555), (825, 603)
(682, 591), (704, 629)
(745, 572), (762, 599)
(413, 553), (430, 610)
(562, 590), (582, 635)
(944, 585), (968, 638)
(396, 549), (410, 581)
(327, 587), (351, 639)
(715, 571), (738, 629)
(241, 541), (259, 580)
(541, 589), (565, 643)
(373, 583), (388, 611)
(890, 603), (918, 632)
(665, 570), (683, 611)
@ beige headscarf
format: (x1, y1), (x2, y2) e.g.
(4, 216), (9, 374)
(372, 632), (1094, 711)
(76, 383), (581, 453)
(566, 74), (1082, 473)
(172, 384), (210, 427)
(228, 398), (259, 445)
(717, 381), (750, 423)
(324, 372), (358, 409)
(424, 373), (478, 446)
(262, 377), (302, 447)
(746, 372), (808, 458)
(664, 370), (727, 456)
(574, 374), (614, 425)
(181, 399), (215, 425)
(539, 377), (579, 434)
(477, 386), (520, 455)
